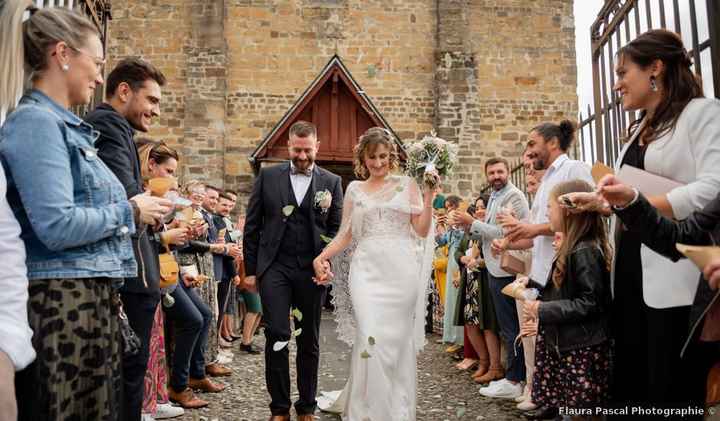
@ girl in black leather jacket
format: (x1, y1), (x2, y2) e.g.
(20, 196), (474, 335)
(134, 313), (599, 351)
(523, 180), (613, 413)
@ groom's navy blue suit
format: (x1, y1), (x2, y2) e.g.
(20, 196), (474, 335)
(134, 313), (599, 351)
(243, 162), (343, 416)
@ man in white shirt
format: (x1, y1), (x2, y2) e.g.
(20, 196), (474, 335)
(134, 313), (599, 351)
(0, 164), (34, 421)
(501, 121), (593, 288)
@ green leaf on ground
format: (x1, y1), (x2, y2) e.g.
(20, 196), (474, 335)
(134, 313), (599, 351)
(292, 308), (303, 321)
(292, 328), (303, 338)
(360, 350), (371, 359)
(368, 336), (376, 346)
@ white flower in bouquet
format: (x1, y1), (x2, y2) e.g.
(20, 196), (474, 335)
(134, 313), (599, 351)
(403, 130), (458, 189)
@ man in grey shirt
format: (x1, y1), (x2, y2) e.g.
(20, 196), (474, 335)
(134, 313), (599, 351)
(452, 157), (530, 399)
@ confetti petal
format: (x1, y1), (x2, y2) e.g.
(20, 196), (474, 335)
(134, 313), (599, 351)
(273, 341), (289, 351)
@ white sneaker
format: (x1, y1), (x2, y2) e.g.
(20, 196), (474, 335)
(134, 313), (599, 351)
(479, 379), (523, 399)
(155, 403), (185, 419)
(141, 414), (156, 421)
(478, 378), (508, 394)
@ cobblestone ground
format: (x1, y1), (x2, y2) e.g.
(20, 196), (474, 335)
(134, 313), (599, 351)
(174, 310), (524, 421)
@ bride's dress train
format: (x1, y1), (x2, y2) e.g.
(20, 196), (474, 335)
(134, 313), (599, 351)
(319, 176), (434, 421)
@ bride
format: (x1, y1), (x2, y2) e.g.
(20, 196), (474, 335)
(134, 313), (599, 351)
(312, 127), (436, 420)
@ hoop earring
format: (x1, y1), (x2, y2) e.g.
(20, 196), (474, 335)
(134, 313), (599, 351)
(650, 76), (658, 92)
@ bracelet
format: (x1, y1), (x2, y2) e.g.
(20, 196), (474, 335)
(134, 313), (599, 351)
(612, 188), (640, 211)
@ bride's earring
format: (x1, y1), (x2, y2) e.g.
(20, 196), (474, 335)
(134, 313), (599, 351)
(62, 63), (70, 71)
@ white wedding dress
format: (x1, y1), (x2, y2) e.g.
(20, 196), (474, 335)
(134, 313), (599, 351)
(318, 175), (434, 421)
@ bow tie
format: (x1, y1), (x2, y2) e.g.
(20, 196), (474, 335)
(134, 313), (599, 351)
(290, 166), (312, 177)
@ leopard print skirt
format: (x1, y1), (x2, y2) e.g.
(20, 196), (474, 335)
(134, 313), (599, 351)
(16, 277), (122, 421)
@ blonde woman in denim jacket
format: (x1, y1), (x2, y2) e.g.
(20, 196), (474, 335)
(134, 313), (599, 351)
(0, 2), (171, 420)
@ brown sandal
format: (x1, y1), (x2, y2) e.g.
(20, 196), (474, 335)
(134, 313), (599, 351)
(474, 367), (504, 384)
(470, 359), (490, 378)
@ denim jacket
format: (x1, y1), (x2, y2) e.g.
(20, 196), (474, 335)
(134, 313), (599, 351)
(0, 90), (137, 280)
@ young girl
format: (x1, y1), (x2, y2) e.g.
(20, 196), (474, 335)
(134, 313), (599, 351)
(522, 180), (613, 419)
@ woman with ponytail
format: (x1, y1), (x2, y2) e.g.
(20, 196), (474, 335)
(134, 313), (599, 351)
(0, 2), (172, 420)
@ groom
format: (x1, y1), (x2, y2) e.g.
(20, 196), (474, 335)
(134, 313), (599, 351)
(243, 120), (343, 421)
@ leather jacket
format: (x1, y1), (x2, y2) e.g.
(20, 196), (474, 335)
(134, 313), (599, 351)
(616, 193), (720, 355)
(538, 239), (612, 355)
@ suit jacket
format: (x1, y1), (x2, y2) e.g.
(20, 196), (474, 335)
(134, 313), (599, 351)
(86, 103), (160, 297)
(243, 162), (343, 279)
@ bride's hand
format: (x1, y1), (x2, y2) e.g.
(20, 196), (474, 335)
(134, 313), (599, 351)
(313, 257), (333, 285)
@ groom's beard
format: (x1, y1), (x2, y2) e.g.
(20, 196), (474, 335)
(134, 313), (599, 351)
(292, 156), (315, 171)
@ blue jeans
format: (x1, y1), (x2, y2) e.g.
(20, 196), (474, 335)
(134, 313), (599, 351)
(164, 282), (211, 390)
(487, 273), (526, 383)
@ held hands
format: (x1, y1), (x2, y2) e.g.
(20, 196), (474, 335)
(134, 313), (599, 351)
(596, 174), (637, 208)
(312, 257), (333, 285)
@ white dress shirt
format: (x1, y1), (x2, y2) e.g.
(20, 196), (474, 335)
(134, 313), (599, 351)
(529, 154), (594, 286)
(0, 164), (35, 370)
(289, 162), (313, 205)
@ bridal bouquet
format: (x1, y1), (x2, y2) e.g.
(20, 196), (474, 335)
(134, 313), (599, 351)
(404, 130), (458, 189)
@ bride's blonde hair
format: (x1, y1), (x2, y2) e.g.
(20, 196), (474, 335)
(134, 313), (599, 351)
(353, 127), (400, 179)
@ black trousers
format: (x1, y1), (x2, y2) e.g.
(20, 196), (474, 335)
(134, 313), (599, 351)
(259, 263), (325, 416)
(611, 288), (707, 420)
(120, 291), (160, 421)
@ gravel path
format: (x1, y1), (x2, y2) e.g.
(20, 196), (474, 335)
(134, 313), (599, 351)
(173, 310), (524, 421)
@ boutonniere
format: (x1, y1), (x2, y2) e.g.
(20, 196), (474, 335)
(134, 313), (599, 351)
(282, 205), (295, 222)
(314, 190), (332, 214)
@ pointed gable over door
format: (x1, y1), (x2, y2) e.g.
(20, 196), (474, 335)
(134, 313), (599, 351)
(249, 55), (404, 172)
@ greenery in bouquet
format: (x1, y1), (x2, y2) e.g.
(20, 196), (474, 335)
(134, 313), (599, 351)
(403, 130), (458, 189)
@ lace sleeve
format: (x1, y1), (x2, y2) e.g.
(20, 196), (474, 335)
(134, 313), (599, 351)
(328, 182), (359, 346)
(404, 176), (435, 352)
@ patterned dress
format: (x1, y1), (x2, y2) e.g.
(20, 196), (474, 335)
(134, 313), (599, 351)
(531, 326), (611, 409)
(16, 278), (122, 421)
(142, 305), (170, 415)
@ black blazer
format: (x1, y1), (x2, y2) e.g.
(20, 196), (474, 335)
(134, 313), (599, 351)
(538, 239), (612, 354)
(616, 193), (720, 355)
(86, 104), (161, 297)
(243, 163), (343, 279)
